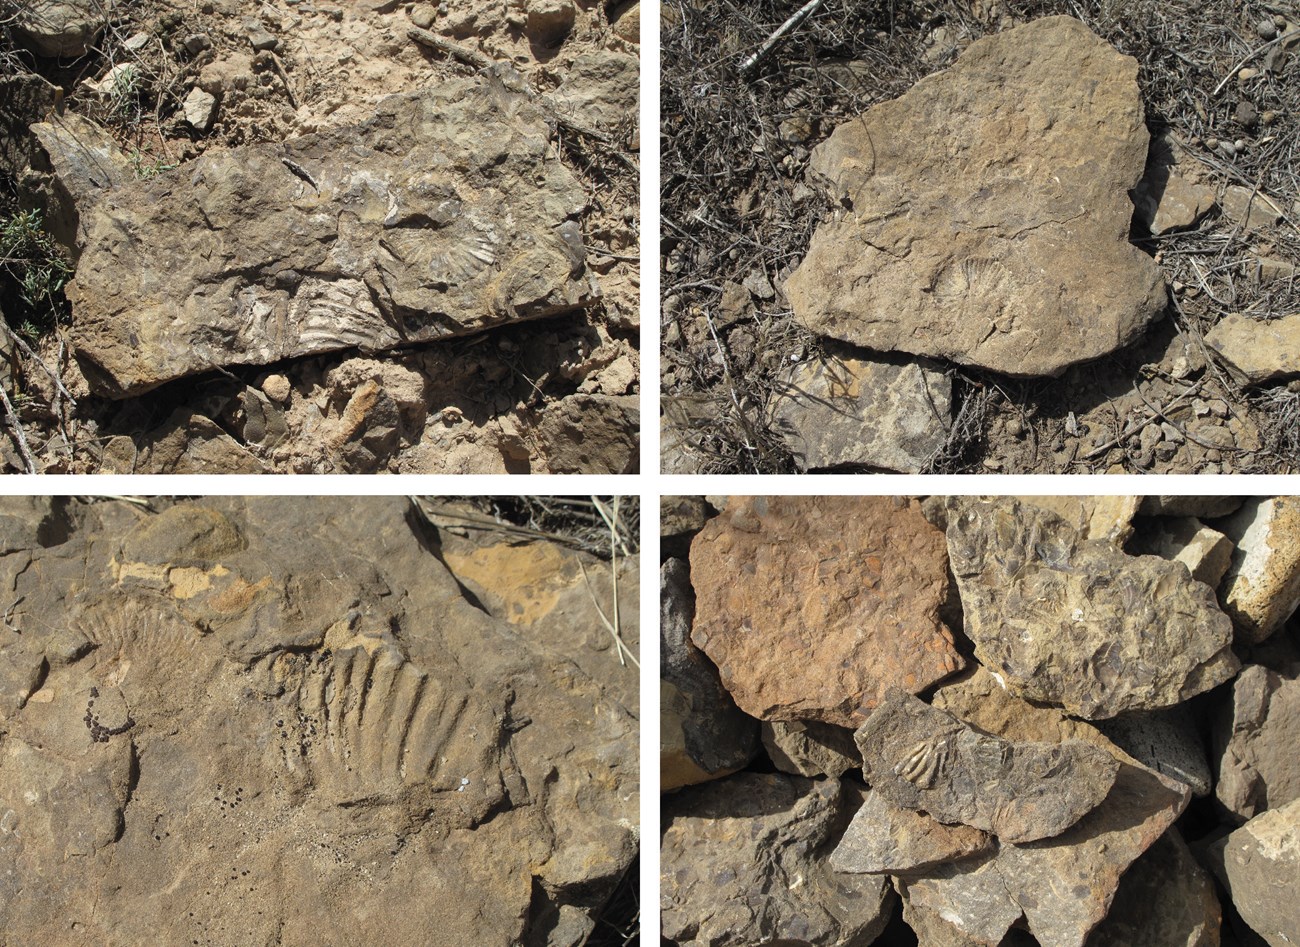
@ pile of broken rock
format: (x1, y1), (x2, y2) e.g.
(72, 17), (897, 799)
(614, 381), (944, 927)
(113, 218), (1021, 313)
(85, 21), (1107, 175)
(662, 494), (1300, 946)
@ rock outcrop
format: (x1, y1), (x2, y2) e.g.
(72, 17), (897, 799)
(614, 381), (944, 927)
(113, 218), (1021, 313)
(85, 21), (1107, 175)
(947, 497), (1238, 718)
(689, 496), (963, 726)
(67, 81), (597, 397)
(0, 497), (637, 944)
(785, 16), (1165, 377)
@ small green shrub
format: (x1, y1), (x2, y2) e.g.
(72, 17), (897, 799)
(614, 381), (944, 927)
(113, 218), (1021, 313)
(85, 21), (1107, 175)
(0, 209), (73, 337)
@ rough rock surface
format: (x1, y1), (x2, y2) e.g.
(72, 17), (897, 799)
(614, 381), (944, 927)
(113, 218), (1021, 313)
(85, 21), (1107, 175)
(689, 496), (963, 726)
(768, 351), (951, 472)
(660, 496), (714, 538)
(0, 497), (637, 944)
(1133, 133), (1217, 236)
(1205, 797), (1300, 947)
(907, 667), (1191, 947)
(1206, 313), (1300, 384)
(1014, 495), (1139, 543)
(947, 497), (1238, 718)
(762, 720), (861, 778)
(11, 0), (107, 57)
(67, 81), (596, 397)
(857, 690), (1119, 843)
(661, 559), (759, 791)
(1214, 664), (1300, 822)
(1087, 830), (1221, 947)
(1096, 706), (1212, 797)
(1217, 497), (1300, 642)
(661, 774), (894, 947)
(28, 113), (135, 252)
(829, 789), (992, 874)
(785, 16), (1165, 377)
(1131, 516), (1236, 587)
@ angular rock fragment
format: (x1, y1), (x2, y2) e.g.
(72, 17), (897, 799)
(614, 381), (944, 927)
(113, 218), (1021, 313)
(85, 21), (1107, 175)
(660, 496), (714, 538)
(68, 81), (596, 397)
(947, 497), (1238, 718)
(785, 16), (1165, 377)
(1087, 830), (1220, 947)
(689, 496), (963, 726)
(1096, 705), (1212, 797)
(535, 393), (639, 474)
(1206, 313), (1300, 384)
(1204, 797), (1300, 947)
(1217, 497), (1300, 642)
(1214, 664), (1300, 822)
(1131, 516), (1235, 587)
(904, 668), (1192, 947)
(768, 351), (951, 472)
(856, 690), (1119, 844)
(1133, 133), (1217, 236)
(661, 774), (894, 947)
(762, 720), (861, 778)
(830, 789), (992, 875)
(28, 113), (134, 251)
(661, 559), (759, 791)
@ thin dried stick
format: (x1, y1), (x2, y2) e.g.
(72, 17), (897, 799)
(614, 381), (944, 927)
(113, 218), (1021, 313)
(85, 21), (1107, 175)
(0, 385), (36, 473)
(739, 0), (828, 77)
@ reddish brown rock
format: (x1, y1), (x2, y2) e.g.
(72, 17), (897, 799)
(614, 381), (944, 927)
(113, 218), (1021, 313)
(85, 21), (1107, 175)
(830, 789), (992, 875)
(689, 496), (963, 727)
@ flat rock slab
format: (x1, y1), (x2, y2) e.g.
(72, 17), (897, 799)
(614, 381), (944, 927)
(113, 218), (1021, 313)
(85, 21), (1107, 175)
(830, 788), (992, 874)
(1096, 705), (1212, 797)
(689, 496), (964, 726)
(661, 773), (894, 947)
(1205, 797), (1300, 947)
(904, 667), (1191, 947)
(768, 351), (951, 472)
(1214, 664), (1300, 822)
(1217, 497), (1300, 642)
(856, 690), (1118, 843)
(1206, 313), (1300, 384)
(661, 558), (759, 791)
(1013, 495), (1139, 543)
(947, 497), (1238, 718)
(67, 80), (596, 397)
(785, 16), (1165, 377)
(1131, 516), (1235, 588)
(0, 497), (637, 944)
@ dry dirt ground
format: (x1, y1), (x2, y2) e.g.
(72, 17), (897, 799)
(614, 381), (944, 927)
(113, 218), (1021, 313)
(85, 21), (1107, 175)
(0, 0), (639, 473)
(661, 0), (1300, 474)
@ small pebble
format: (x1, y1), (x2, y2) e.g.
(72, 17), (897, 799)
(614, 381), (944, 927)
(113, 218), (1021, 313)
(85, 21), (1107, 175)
(248, 28), (279, 51)
(1238, 67), (1260, 81)
(1262, 110), (1278, 126)
(1257, 17), (1278, 39)
(1235, 101), (1258, 129)
(409, 3), (436, 29)
(261, 374), (292, 403)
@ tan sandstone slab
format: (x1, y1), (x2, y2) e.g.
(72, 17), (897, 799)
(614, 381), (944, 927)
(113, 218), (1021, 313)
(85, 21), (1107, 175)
(689, 496), (963, 727)
(1206, 313), (1300, 384)
(785, 16), (1165, 377)
(1217, 496), (1300, 642)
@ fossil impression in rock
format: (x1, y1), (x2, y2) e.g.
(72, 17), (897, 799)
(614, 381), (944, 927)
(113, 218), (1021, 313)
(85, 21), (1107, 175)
(856, 690), (1119, 843)
(65, 78), (597, 397)
(946, 496), (1239, 718)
